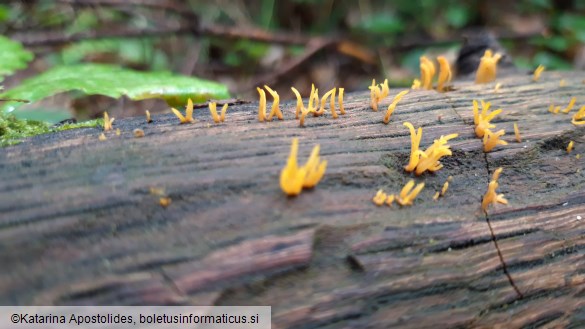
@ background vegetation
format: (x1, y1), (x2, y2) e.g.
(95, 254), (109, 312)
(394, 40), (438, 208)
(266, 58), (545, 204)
(1, 0), (585, 144)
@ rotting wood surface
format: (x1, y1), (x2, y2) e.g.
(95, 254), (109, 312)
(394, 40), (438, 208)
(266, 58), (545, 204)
(1, 71), (584, 328)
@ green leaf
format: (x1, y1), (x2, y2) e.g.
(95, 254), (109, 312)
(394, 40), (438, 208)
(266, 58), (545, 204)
(0, 36), (34, 81)
(0, 64), (230, 113)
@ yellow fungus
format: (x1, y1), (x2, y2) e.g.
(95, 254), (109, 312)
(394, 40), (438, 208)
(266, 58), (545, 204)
(567, 141), (574, 154)
(514, 123), (521, 143)
(483, 128), (508, 152)
(264, 85), (284, 121)
(441, 181), (449, 196)
(380, 79), (390, 99)
(146, 110), (152, 123)
(436, 56), (452, 92)
(103, 111), (114, 131)
(302, 144), (327, 189)
(209, 102), (220, 123)
(369, 79), (390, 111)
(473, 100), (502, 138)
(411, 79), (421, 89)
(220, 104), (228, 122)
(280, 138), (306, 196)
(311, 87), (321, 117)
(403, 122), (426, 172)
(171, 98), (194, 124)
(133, 128), (144, 138)
(553, 106), (561, 114)
(481, 167), (508, 211)
(257, 87), (267, 122)
(291, 87), (303, 119)
(338, 88), (345, 115)
(299, 87), (320, 127)
(396, 180), (425, 206)
(420, 56), (435, 90)
(562, 97), (576, 114)
(577, 154), (581, 159)
(572, 106), (585, 125)
(159, 197), (172, 208)
(280, 138), (326, 196)
(414, 133), (458, 175)
(115, 128), (120, 136)
(532, 65), (545, 82)
(318, 88), (336, 117)
(369, 79), (381, 111)
(433, 192), (440, 201)
(475, 50), (502, 84)
(560, 79), (567, 87)
(494, 83), (502, 92)
(383, 90), (409, 124)
(98, 133), (106, 141)
(373, 189), (387, 206)
(386, 194), (395, 206)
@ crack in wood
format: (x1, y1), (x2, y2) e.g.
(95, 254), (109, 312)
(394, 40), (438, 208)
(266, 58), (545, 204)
(446, 92), (525, 300)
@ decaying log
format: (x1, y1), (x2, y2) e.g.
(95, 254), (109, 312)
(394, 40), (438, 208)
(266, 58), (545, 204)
(1, 71), (584, 328)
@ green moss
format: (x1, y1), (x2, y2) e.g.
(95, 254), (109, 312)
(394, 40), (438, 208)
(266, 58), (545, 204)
(0, 113), (102, 147)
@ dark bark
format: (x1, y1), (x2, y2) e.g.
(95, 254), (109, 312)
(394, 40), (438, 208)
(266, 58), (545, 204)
(1, 71), (584, 328)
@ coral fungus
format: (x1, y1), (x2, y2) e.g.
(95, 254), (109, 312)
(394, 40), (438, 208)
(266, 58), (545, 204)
(103, 111), (114, 131)
(483, 128), (508, 152)
(171, 98), (194, 124)
(383, 90), (409, 124)
(475, 50), (502, 84)
(532, 65), (545, 82)
(572, 106), (585, 125)
(481, 167), (508, 211)
(396, 180), (425, 206)
(436, 56), (452, 92)
(420, 56), (435, 90)
(403, 122), (457, 175)
(473, 100), (502, 138)
(280, 138), (327, 196)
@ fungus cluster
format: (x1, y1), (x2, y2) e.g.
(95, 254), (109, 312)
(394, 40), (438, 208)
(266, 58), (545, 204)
(412, 56), (452, 92)
(475, 50), (502, 84)
(209, 102), (229, 123)
(481, 167), (508, 211)
(292, 85), (345, 127)
(280, 138), (327, 196)
(103, 111), (114, 131)
(257, 85), (284, 122)
(372, 180), (425, 207)
(403, 122), (458, 175)
(171, 98), (195, 124)
(369, 79), (390, 111)
(573, 106), (585, 125)
(472, 100), (507, 152)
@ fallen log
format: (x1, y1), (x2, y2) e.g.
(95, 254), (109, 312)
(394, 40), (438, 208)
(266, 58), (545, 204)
(1, 71), (584, 328)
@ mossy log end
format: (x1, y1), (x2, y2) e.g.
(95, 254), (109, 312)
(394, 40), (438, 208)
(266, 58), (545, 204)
(1, 71), (584, 328)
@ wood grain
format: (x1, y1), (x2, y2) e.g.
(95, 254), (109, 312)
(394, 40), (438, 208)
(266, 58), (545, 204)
(1, 71), (584, 328)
